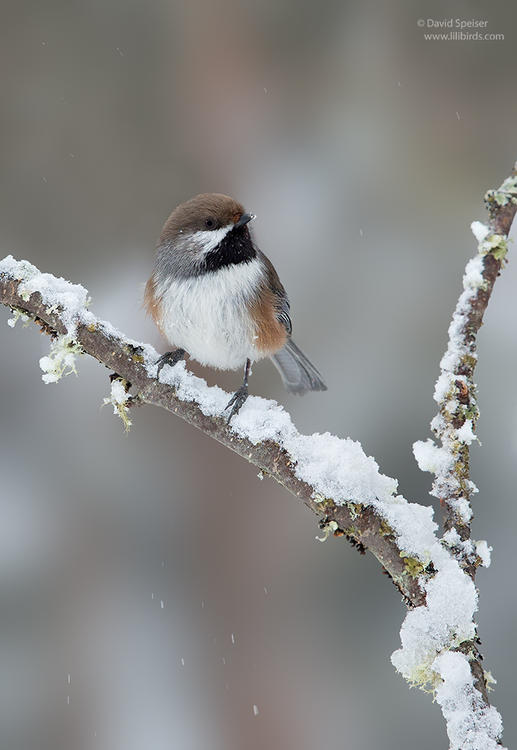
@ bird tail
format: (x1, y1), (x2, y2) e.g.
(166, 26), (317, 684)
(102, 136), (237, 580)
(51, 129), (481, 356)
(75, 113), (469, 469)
(271, 339), (327, 395)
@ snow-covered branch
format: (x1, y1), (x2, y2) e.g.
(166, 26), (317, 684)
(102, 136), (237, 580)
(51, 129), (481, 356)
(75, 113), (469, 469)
(414, 165), (517, 578)
(1, 163), (515, 750)
(0, 256), (427, 606)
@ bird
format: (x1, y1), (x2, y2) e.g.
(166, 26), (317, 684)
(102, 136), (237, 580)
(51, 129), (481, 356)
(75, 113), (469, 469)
(144, 193), (327, 421)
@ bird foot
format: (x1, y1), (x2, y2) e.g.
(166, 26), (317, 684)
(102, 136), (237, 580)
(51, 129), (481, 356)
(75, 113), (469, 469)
(156, 349), (186, 377)
(225, 384), (249, 423)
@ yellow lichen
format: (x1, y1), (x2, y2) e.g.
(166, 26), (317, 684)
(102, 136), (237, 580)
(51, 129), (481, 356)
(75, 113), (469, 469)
(6, 308), (30, 328)
(380, 520), (394, 537)
(484, 670), (497, 693)
(405, 662), (441, 694)
(314, 496), (335, 513)
(400, 554), (425, 579)
(316, 520), (338, 542)
(103, 378), (132, 432)
(346, 502), (362, 520)
(39, 335), (82, 383)
(478, 232), (509, 261)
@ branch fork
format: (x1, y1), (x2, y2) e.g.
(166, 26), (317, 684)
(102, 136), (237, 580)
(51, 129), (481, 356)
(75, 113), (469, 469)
(2, 163), (516, 750)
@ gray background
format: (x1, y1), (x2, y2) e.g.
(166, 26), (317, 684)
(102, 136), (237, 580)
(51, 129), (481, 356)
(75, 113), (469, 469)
(1, 1), (516, 748)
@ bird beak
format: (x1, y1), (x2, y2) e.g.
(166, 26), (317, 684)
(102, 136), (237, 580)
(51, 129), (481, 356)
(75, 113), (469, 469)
(234, 212), (256, 228)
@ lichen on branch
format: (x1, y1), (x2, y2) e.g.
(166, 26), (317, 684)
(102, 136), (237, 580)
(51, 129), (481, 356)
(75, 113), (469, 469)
(2, 161), (516, 750)
(413, 166), (517, 578)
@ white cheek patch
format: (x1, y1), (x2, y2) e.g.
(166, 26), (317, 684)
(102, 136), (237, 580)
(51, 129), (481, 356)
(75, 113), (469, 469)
(190, 224), (234, 255)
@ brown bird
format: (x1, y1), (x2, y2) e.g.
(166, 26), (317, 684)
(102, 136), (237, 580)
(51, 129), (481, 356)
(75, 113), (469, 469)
(145, 193), (326, 421)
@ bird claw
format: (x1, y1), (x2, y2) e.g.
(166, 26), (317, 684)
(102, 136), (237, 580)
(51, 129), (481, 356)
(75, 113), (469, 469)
(155, 349), (186, 377)
(225, 385), (249, 423)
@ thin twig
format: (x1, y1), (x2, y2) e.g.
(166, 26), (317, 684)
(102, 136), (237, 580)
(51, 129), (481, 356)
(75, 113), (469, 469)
(418, 164), (517, 577)
(2, 159), (515, 748)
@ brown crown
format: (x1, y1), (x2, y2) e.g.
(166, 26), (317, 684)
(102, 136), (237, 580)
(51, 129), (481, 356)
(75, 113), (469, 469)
(159, 193), (246, 244)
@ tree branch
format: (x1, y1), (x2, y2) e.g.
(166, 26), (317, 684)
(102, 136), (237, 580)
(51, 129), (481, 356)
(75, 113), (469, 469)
(1, 163), (515, 749)
(414, 164), (517, 580)
(0, 268), (425, 605)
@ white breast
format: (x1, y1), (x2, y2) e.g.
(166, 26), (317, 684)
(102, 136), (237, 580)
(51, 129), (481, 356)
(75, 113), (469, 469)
(156, 259), (266, 371)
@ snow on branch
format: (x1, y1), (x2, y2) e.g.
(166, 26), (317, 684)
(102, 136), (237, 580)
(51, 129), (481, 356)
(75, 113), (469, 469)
(1, 163), (515, 750)
(0, 255), (429, 607)
(413, 165), (517, 578)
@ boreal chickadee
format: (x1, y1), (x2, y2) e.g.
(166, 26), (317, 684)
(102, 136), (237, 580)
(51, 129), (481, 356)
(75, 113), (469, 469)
(145, 193), (327, 421)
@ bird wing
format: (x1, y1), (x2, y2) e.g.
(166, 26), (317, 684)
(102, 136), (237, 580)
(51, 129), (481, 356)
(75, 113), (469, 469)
(258, 250), (292, 335)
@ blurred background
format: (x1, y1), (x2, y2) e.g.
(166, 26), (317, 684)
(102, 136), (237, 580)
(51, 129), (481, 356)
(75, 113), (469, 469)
(1, 0), (516, 748)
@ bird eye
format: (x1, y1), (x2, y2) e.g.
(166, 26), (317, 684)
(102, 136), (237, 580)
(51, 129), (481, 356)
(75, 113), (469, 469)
(205, 217), (215, 229)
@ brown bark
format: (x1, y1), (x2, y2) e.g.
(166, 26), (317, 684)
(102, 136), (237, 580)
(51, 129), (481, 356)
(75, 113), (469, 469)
(0, 274), (425, 606)
(2, 161), (516, 742)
